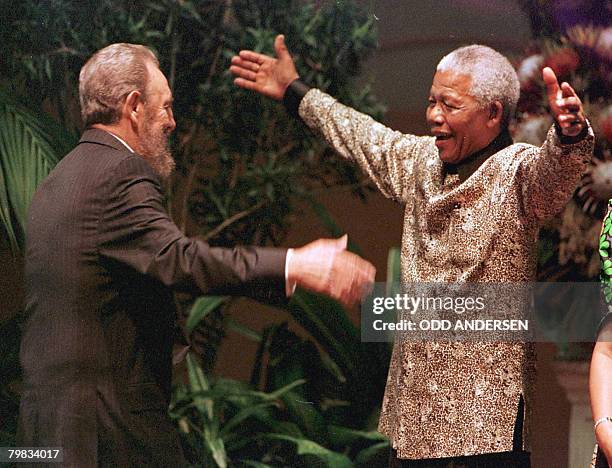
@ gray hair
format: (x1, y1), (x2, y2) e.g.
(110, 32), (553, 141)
(437, 45), (520, 128)
(79, 43), (159, 127)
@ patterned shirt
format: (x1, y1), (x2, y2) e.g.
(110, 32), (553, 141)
(298, 88), (594, 458)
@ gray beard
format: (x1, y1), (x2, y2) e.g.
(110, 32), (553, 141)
(140, 123), (175, 179)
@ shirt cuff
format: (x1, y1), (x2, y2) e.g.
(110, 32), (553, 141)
(554, 121), (589, 144)
(282, 79), (311, 118)
(285, 248), (297, 297)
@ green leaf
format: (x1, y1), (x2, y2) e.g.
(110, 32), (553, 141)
(186, 296), (228, 334)
(289, 291), (358, 378)
(386, 247), (401, 296)
(240, 462), (273, 468)
(354, 441), (390, 466)
(207, 436), (228, 468)
(226, 317), (262, 342)
(185, 353), (212, 418)
(220, 401), (279, 438)
(601, 250), (609, 259)
(300, 194), (363, 256)
(0, 89), (72, 253)
(327, 425), (387, 446)
(266, 434), (354, 468)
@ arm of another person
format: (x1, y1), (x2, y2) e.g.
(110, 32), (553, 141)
(230, 34), (428, 204)
(96, 155), (375, 308)
(591, 338), (612, 467)
(520, 67), (594, 223)
(591, 205), (612, 468)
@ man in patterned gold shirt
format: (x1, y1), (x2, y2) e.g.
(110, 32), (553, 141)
(230, 36), (594, 467)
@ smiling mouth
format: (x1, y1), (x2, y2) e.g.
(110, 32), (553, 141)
(434, 134), (452, 141)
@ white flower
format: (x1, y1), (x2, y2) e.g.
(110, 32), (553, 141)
(596, 27), (612, 61)
(512, 115), (553, 146)
(518, 54), (544, 85)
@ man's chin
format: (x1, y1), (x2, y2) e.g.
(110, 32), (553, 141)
(139, 150), (175, 179)
(437, 149), (466, 165)
(155, 154), (175, 179)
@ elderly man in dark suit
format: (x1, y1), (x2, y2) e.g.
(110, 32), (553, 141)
(17, 43), (375, 467)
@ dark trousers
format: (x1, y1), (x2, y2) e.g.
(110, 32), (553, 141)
(388, 449), (531, 468)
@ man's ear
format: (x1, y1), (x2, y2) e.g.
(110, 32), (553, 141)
(124, 90), (143, 127)
(487, 101), (504, 128)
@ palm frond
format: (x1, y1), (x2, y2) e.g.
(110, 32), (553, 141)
(0, 89), (74, 253)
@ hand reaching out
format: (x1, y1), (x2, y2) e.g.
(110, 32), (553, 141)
(230, 34), (299, 100)
(542, 66), (586, 137)
(287, 235), (376, 308)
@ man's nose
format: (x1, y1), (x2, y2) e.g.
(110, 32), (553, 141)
(427, 105), (445, 126)
(167, 109), (176, 132)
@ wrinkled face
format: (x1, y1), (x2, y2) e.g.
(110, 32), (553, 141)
(138, 62), (176, 178)
(426, 70), (496, 164)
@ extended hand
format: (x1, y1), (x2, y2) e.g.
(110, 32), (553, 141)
(230, 34), (299, 100)
(287, 235), (376, 308)
(543, 66), (586, 137)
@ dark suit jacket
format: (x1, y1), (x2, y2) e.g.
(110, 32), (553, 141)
(17, 129), (287, 467)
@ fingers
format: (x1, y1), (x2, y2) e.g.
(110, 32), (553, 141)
(233, 77), (258, 91)
(238, 50), (266, 64)
(230, 65), (257, 82)
(231, 55), (260, 73)
(555, 94), (582, 113)
(336, 234), (348, 251)
(542, 67), (586, 136)
(560, 81), (578, 98)
(542, 66), (561, 100)
(274, 34), (291, 60)
(288, 238), (375, 308)
(332, 251), (376, 308)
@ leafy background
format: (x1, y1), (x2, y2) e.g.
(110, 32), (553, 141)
(0, 1), (392, 466)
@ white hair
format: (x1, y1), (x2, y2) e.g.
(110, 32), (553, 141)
(79, 43), (159, 127)
(437, 45), (520, 127)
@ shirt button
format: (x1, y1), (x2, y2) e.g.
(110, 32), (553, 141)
(453, 202), (461, 209)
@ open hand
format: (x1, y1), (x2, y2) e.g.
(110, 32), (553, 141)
(543, 66), (586, 137)
(230, 34), (299, 100)
(287, 235), (376, 308)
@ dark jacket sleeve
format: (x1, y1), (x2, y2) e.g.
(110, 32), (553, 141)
(96, 155), (287, 303)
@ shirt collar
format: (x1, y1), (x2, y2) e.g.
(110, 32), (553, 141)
(105, 131), (135, 153)
(444, 129), (513, 183)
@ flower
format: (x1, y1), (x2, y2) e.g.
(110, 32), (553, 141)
(567, 24), (600, 50)
(544, 47), (580, 76)
(596, 27), (612, 62)
(518, 54), (544, 88)
(511, 114), (553, 146)
(601, 106), (612, 143)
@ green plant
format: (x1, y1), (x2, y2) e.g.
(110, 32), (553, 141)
(1, 0), (383, 369)
(0, 0), (385, 458)
(0, 90), (76, 253)
(179, 249), (399, 466)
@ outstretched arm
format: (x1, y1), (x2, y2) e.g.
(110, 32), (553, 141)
(543, 66), (587, 138)
(519, 67), (593, 222)
(591, 337), (612, 467)
(231, 34), (424, 204)
(231, 35), (299, 101)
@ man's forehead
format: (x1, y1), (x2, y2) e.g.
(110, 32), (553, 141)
(145, 61), (171, 95)
(430, 69), (473, 95)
